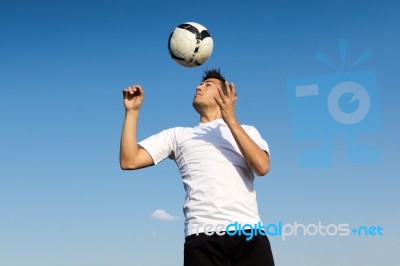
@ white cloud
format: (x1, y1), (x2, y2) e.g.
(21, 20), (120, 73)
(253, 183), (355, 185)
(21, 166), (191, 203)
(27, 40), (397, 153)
(150, 209), (180, 221)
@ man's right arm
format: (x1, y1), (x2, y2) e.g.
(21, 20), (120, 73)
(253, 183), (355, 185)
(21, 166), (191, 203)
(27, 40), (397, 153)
(119, 85), (154, 170)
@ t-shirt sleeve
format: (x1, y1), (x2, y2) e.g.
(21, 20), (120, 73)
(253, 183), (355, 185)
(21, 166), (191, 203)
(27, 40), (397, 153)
(246, 126), (270, 156)
(138, 128), (176, 165)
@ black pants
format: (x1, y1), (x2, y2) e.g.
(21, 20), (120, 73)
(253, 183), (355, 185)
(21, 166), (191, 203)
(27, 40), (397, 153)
(184, 231), (275, 266)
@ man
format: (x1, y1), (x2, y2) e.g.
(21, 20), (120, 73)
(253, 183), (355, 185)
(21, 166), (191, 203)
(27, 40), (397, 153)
(120, 69), (275, 265)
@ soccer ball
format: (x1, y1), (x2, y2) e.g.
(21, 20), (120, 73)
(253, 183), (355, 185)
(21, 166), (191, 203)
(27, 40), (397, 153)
(168, 22), (213, 67)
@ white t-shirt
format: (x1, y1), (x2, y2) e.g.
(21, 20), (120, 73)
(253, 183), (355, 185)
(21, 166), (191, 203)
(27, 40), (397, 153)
(138, 118), (270, 236)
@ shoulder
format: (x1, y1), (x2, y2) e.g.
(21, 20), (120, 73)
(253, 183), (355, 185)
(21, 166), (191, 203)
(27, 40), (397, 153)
(240, 124), (259, 133)
(240, 124), (267, 141)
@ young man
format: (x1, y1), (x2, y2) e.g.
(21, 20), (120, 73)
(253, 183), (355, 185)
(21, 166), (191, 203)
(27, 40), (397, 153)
(120, 69), (275, 265)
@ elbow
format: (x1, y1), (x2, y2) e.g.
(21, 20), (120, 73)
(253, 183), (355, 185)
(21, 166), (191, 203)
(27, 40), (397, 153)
(254, 157), (270, 176)
(255, 165), (270, 176)
(120, 162), (131, 170)
(119, 159), (136, 170)
(119, 152), (138, 170)
(120, 165), (129, 171)
(120, 157), (151, 170)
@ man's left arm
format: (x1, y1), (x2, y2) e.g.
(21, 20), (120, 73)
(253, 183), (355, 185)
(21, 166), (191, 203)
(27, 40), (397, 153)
(216, 82), (270, 176)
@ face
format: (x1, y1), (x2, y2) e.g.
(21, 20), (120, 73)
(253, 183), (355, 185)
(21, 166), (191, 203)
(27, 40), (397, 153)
(192, 78), (222, 113)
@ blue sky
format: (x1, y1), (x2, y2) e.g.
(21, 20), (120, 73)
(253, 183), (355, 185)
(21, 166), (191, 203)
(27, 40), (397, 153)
(0, 0), (399, 265)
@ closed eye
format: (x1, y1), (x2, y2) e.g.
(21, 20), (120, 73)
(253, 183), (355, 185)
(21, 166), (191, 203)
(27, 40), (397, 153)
(199, 81), (212, 87)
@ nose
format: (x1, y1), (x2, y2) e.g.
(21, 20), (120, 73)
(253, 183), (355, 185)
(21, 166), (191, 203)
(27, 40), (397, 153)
(196, 84), (203, 92)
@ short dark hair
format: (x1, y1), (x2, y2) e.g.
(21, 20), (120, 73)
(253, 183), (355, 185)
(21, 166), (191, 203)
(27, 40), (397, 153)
(202, 68), (227, 94)
(202, 68), (226, 83)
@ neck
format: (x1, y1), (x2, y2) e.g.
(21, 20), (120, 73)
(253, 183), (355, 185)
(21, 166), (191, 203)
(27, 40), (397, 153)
(193, 101), (222, 123)
(199, 111), (222, 124)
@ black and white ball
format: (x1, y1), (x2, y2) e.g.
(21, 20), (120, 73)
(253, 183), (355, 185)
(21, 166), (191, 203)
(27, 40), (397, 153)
(168, 22), (213, 67)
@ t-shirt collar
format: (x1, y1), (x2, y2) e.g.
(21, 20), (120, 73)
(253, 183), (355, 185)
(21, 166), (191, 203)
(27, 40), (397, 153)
(198, 118), (225, 126)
